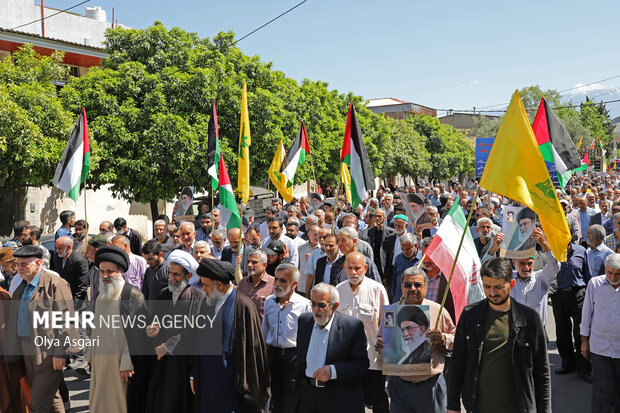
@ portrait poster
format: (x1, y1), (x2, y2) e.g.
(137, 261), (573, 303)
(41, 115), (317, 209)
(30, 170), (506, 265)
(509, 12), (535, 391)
(381, 304), (432, 376)
(499, 205), (537, 259)
(173, 186), (195, 221)
(398, 192), (430, 228)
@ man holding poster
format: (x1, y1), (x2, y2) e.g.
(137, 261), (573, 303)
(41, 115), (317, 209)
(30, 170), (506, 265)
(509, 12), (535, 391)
(376, 267), (455, 413)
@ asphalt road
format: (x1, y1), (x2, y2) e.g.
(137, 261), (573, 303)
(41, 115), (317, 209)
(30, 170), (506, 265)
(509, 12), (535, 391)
(65, 305), (593, 413)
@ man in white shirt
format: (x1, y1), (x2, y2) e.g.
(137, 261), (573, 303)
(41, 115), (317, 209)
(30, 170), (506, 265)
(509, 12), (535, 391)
(510, 228), (559, 325)
(298, 225), (321, 296)
(336, 252), (389, 413)
(262, 264), (311, 413)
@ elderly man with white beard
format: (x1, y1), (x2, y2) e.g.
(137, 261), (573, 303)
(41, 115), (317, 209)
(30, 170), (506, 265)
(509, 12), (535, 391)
(144, 249), (206, 413)
(336, 252), (389, 413)
(473, 217), (495, 259)
(262, 263), (311, 413)
(89, 246), (150, 413)
(375, 267), (456, 413)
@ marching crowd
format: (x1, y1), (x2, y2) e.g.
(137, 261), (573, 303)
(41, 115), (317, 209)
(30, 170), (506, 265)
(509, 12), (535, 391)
(0, 172), (619, 413)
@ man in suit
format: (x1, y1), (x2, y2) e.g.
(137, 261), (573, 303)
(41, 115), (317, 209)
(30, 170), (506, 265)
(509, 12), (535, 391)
(296, 282), (369, 413)
(362, 209), (398, 290)
(5, 245), (79, 413)
(221, 228), (252, 276)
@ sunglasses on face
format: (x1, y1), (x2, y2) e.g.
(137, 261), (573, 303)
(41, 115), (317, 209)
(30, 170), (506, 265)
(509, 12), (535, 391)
(311, 301), (330, 309)
(402, 282), (425, 289)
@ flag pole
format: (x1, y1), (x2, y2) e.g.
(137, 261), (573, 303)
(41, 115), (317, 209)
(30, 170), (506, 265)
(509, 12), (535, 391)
(433, 186), (480, 330)
(83, 182), (88, 234)
(211, 188), (215, 233)
(235, 200), (244, 284)
(332, 165), (343, 234)
(308, 149), (318, 193)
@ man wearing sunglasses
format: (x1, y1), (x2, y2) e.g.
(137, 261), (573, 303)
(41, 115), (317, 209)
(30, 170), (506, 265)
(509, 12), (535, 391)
(375, 267), (456, 413)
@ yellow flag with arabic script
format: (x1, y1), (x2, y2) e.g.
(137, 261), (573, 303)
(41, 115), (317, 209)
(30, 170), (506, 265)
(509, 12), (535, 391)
(576, 135), (583, 149)
(479, 91), (570, 261)
(340, 162), (352, 204)
(269, 139), (294, 203)
(237, 81), (251, 204)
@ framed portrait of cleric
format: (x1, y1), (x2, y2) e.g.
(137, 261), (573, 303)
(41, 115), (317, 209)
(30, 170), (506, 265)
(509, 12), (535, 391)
(173, 186), (196, 221)
(499, 205), (537, 259)
(381, 304), (432, 376)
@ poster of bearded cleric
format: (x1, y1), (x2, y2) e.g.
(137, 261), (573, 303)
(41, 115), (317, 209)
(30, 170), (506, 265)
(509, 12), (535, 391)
(381, 304), (432, 375)
(500, 206), (538, 259)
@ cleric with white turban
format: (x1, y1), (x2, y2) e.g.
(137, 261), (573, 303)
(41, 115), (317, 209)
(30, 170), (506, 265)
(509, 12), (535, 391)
(167, 249), (200, 286)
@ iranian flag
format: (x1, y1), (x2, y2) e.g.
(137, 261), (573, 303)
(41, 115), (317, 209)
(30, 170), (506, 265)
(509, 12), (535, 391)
(52, 108), (90, 202)
(340, 102), (375, 208)
(217, 155), (241, 229)
(532, 98), (581, 189)
(424, 198), (485, 322)
(207, 100), (220, 191)
(281, 121), (311, 188)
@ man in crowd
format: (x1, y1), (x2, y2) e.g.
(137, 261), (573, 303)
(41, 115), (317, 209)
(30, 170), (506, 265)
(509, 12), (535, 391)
(192, 240), (213, 262)
(510, 228), (559, 326)
(363, 209), (397, 290)
(55, 236), (90, 306)
(586, 224), (614, 277)
(551, 234), (592, 382)
(113, 218), (143, 256)
(296, 283), (369, 413)
(221, 227), (252, 276)
(377, 267), (456, 413)
(604, 212), (620, 252)
(111, 235), (148, 290)
(0, 247), (18, 292)
(341, 213), (374, 261)
(298, 224), (321, 297)
(331, 228), (381, 285)
(262, 217), (299, 266)
(580, 253), (620, 412)
(420, 237), (456, 321)
(447, 258), (550, 413)
(5, 245), (78, 413)
(391, 233), (419, 302)
(195, 213), (213, 243)
(56, 210), (75, 240)
(192, 258), (270, 412)
(89, 246), (150, 413)
(238, 250), (275, 320)
(210, 228), (227, 260)
(99, 220), (114, 234)
(87, 234), (110, 310)
(27, 225), (51, 269)
(152, 219), (175, 255)
(336, 252), (389, 413)
(141, 239), (170, 301)
(245, 225), (262, 250)
(177, 221), (197, 255)
(286, 219), (306, 251)
(260, 206), (278, 239)
(305, 234), (342, 298)
(577, 197), (596, 248)
(73, 219), (90, 258)
(473, 217), (495, 259)
(262, 263), (311, 413)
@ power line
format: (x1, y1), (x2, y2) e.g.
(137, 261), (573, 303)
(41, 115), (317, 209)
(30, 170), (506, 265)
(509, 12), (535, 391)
(11, 0), (91, 31)
(436, 97), (620, 115)
(233, 0), (308, 45)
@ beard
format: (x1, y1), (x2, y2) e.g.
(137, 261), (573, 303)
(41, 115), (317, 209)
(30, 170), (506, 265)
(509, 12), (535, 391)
(201, 227), (213, 236)
(99, 275), (125, 300)
(348, 275), (364, 285)
(274, 285), (291, 298)
(313, 308), (333, 327)
(265, 261), (280, 275)
(168, 279), (188, 295)
(206, 288), (224, 306)
(480, 231), (492, 241)
(487, 294), (510, 306)
(401, 331), (426, 354)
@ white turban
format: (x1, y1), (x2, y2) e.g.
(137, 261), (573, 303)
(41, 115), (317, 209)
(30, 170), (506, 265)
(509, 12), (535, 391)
(167, 249), (199, 278)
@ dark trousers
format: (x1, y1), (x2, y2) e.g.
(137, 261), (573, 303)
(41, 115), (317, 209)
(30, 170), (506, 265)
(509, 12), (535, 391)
(361, 369), (389, 413)
(590, 353), (620, 413)
(268, 346), (299, 413)
(551, 287), (588, 371)
(387, 374), (447, 413)
(298, 381), (332, 413)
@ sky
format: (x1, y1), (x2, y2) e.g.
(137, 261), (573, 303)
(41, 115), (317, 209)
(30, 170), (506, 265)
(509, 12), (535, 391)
(42, 0), (620, 115)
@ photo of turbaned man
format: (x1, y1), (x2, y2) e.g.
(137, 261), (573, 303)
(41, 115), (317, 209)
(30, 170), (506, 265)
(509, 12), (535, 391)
(500, 206), (538, 259)
(380, 304), (432, 376)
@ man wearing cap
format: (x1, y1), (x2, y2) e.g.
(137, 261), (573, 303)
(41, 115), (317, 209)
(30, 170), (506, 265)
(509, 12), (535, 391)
(145, 249), (205, 413)
(264, 239), (287, 275)
(5, 245), (78, 413)
(89, 246), (150, 413)
(238, 250), (275, 320)
(510, 228), (559, 326)
(192, 258), (270, 413)
(0, 246), (17, 291)
(261, 217), (299, 266)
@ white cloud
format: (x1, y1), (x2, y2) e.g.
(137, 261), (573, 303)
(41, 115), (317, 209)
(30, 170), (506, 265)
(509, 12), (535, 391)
(571, 82), (608, 94)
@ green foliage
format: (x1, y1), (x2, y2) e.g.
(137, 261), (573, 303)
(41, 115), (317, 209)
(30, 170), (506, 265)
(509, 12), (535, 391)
(0, 45), (73, 194)
(519, 85), (562, 114)
(380, 117), (429, 179)
(407, 115), (473, 181)
(580, 99), (614, 147)
(471, 115), (502, 138)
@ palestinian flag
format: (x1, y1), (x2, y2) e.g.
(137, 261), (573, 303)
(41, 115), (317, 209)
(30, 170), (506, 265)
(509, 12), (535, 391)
(424, 197), (485, 322)
(598, 137), (607, 171)
(207, 100), (220, 190)
(52, 108), (90, 202)
(340, 102), (375, 208)
(573, 152), (590, 172)
(217, 155), (241, 229)
(532, 98), (581, 189)
(281, 121), (311, 188)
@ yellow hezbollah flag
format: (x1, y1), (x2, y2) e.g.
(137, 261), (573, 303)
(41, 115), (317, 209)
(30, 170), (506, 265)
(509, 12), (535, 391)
(269, 139), (294, 203)
(576, 135), (583, 149)
(237, 81), (251, 203)
(480, 91), (570, 261)
(340, 162), (352, 204)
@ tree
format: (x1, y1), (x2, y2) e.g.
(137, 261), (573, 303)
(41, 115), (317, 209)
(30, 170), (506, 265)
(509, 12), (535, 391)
(380, 117), (429, 181)
(580, 98), (614, 147)
(0, 45), (73, 214)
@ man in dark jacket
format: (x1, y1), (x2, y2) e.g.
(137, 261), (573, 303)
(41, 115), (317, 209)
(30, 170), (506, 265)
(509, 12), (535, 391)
(447, 257), (550, 413)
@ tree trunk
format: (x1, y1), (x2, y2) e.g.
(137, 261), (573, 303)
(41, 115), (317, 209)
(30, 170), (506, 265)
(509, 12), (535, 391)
(150, 199), (160, 221)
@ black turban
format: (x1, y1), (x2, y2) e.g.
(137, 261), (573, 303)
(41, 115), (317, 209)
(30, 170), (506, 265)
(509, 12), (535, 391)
(95, 246), (129, 272)
(396, 305), (429, 329)
(197, 258), (235, 284)
(516, 207), (536, 223)
(406, 193), (425, 207)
